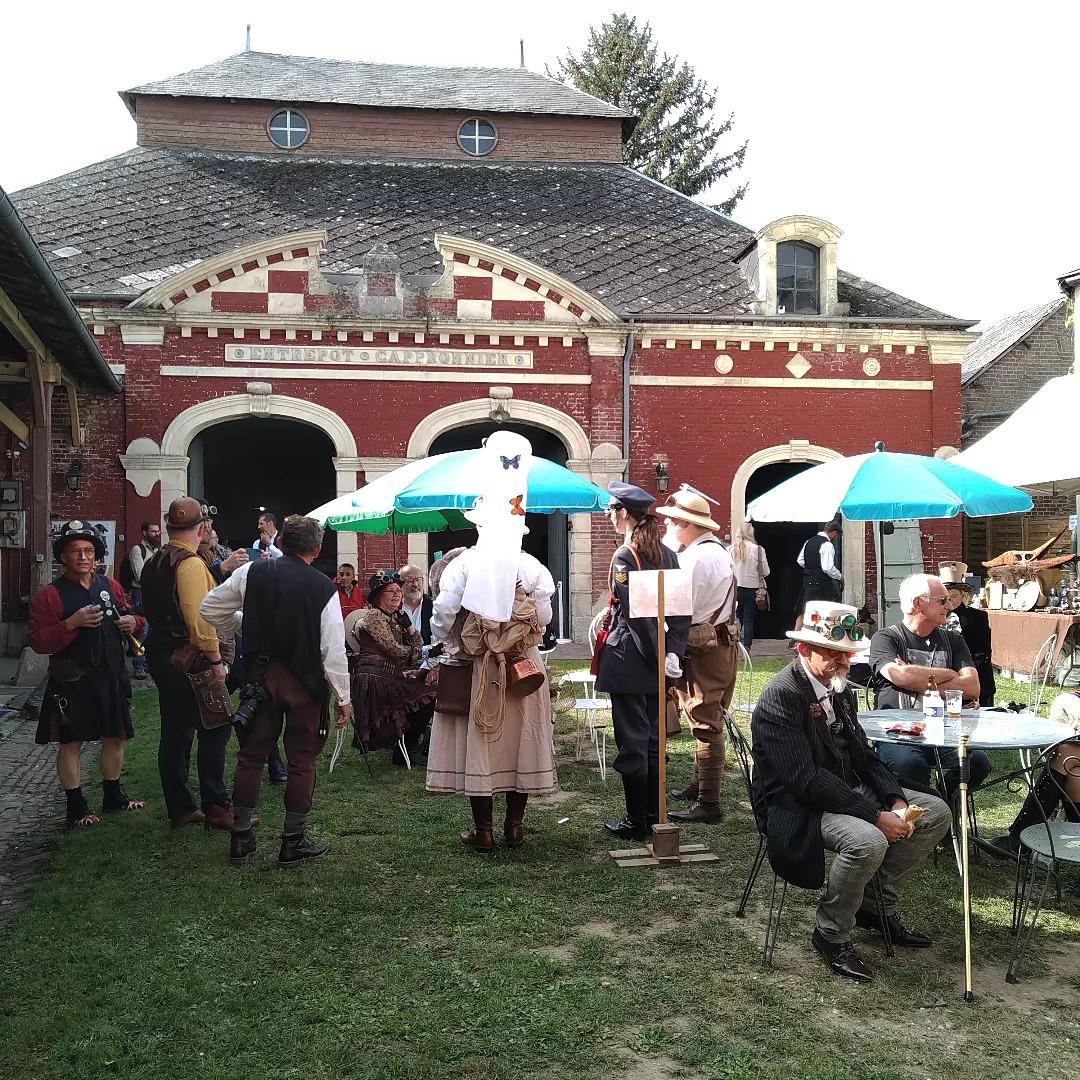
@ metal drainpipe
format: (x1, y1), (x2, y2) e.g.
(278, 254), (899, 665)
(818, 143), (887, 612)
(621, 331), (633, 480)
(0, 188), (120, 392)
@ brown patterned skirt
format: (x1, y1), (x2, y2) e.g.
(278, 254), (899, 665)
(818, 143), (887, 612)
(351, 656), (435, 751)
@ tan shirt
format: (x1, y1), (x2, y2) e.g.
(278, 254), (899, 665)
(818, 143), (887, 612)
(171, 538), (220, 654)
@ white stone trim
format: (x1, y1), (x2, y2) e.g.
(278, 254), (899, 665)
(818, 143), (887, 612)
(730, 441), (865, 608)
(120, 325), (165, 346)
(747, 215), (844, 318)
(159, 366), (591, 385)
(632, 375), (933, 391)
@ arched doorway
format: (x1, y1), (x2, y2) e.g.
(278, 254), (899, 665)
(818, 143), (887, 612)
(426, 422), (572, 639)
(745, 462), (828, 637)
(188, 417), (338, 576)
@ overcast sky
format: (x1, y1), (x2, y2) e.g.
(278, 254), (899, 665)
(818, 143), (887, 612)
(2, 0), (1076, 327)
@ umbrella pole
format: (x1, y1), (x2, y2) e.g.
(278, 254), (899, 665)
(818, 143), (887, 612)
(876, 520), (886, 631)
(958, 729), (975, 1002)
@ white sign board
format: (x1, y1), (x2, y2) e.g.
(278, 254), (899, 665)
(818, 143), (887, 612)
(628, 569), (694, 619)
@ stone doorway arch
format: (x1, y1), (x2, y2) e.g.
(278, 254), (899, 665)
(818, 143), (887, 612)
(730, 440), (866, 610)
(120, 390), (363, 565)
(386, 395), (624, 642)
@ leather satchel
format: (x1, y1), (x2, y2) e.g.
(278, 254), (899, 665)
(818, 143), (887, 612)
(435, 661), (472, 716)
(186, 666), (234, 730)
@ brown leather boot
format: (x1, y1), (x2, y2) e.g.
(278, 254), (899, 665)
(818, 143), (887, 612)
(461, 796), (495, 852)
(203, 801), (236, 831)
(504, 792), (528, 848)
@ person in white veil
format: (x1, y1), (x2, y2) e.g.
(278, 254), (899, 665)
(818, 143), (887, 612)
(425, 432), (557, 851)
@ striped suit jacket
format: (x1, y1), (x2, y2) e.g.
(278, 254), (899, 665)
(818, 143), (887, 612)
(750, 660), (905, 888)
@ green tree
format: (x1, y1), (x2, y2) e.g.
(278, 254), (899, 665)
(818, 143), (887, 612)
(553, 13), (747, 208)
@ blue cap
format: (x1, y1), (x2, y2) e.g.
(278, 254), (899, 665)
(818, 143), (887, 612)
(607, 481), (655, 520)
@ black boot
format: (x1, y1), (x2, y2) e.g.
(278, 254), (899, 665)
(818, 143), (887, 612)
(229, 828), (256, 866)
(645, 757), (660, 829)
(604, 774), (649, 841)
(267, 745), (288, 786)
(974, 770), (1067, 861)
(278, 833), (328, 868)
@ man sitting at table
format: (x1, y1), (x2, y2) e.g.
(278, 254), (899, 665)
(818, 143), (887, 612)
(751, 602), (952, 982)
(869, 572), (991, 803)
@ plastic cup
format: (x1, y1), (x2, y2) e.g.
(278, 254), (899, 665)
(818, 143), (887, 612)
(944, 689), (963, 717)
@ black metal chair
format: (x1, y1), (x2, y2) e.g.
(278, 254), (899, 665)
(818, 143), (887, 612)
(1001, 739), (1080, 982)
(724, 710), (894, 970)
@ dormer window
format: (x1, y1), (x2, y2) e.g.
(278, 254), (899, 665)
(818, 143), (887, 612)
(777, 241), (820, 315)
(457, 117), (498, 157)
(741, 215), (846, 318)
(267, 109), (309, 149)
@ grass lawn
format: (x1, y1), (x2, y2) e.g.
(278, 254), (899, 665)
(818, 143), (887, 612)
(0, 658), (1077, 1080)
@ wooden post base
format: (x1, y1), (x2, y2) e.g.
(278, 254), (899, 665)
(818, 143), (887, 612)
(609, 824), (720, 868)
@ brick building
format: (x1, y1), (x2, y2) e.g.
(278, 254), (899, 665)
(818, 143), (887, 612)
(9, 50), (975, 642)
(960, 296), (1073, 565)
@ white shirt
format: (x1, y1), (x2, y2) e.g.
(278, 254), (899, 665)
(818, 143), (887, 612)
(198, 559), (350, 705)
(252, 531), (284, 559)
(402, 598), (424, 636)
(800, 657), (836, 725)
(797, 532), (843, 581)
(678, 534), (736, 625)
(431, 549), (554, 653)
(730, 541), (770, 589)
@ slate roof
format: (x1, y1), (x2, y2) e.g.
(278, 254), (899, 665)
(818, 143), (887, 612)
(961, 296), (1066, 385)
(0, 186), (118, 390)
(11, 146), (961, 322)
(123, 51), (631, 121)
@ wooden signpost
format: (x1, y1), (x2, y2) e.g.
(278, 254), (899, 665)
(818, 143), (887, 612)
(609, 567), (720, 869)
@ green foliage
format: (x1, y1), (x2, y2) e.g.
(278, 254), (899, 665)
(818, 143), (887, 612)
(553, 12), (748, 207)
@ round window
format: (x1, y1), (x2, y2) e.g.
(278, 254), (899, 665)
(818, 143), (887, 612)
(457, 117), (498, 157)
(267, 109), (310, 149)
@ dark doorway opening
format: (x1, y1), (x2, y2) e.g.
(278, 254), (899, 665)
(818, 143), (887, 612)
(188, 418), (338, 577)
(746, 461), (841, 638)
(427, 422), (571, 638)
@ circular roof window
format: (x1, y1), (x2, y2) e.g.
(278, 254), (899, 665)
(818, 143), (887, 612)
(457, 117), (498, 157)
(267, 109), (310, 150)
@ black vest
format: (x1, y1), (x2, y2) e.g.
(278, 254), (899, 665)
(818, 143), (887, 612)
(52, 572), (126, 674)
(140, 543), (200, 654)
(242, 555), (337, 705)
(801, 533), (835, 591)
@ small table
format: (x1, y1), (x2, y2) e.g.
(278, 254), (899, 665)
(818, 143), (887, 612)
(859, 709), (1076, 872)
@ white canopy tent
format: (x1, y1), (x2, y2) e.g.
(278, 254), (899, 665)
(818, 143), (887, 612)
(951, 374), (1080, 497)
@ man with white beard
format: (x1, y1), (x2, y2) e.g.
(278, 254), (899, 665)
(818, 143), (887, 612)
(750, 602), (951, 983)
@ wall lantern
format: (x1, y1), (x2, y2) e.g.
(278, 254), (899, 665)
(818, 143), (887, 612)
(65, 459), (83, 493)
(654, 462), (669, 493)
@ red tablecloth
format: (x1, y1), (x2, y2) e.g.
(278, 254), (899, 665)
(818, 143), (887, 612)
(987, 610), (1080, 673)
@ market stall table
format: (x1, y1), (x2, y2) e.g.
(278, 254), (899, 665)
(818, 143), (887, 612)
(986, 609), (1080, 681)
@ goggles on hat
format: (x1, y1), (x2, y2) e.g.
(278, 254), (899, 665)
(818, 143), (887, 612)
(372, 569), (402, 586)
(808, 609), (866, 644)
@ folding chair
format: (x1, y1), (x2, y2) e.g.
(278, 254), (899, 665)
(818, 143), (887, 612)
(569, 674), (610, 781)
(724, 711), (893, 970)
(730, 642), (754, 722)
(1020, 634), (1058, 772)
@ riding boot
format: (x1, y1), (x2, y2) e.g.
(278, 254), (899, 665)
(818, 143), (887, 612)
(461, 796), (495, 852)
(603, 774), (649, 841)
(504, 791), (529, 848)
(977, 769), (1071, 860)
(670, 730), (725, 823)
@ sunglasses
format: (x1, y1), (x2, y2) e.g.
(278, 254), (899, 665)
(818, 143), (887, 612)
(924, 594), (951, 606)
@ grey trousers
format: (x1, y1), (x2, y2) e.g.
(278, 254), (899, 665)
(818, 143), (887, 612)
(817, 785), (951, 943)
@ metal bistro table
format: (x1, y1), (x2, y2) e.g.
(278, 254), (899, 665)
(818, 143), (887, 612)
(858, 709), (1076, 873)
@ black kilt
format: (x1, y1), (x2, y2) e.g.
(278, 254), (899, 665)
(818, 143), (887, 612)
(35, 669), (134, 745)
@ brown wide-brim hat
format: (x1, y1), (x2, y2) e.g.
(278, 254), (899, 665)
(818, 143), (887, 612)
(165, 497), (210, 529)
(656, 491), (721, 532)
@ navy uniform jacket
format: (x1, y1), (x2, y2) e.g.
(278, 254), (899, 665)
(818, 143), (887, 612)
(750, 660), (905, 888)
(595, 543), (690, 696)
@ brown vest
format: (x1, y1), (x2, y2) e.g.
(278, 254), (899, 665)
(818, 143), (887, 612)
(140, 543), (199, 654)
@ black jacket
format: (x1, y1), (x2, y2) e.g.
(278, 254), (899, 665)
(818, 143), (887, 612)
(595, 543), (690, 696)
(750, 660), (905, 888)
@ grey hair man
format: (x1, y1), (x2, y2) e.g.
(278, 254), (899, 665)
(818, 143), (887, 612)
(868, 572), (990, 801)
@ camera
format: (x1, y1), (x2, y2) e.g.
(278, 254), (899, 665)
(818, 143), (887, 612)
(233, 681), (268, 728)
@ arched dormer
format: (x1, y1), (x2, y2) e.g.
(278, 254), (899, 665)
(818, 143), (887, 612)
(741, 215), (847, 318)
